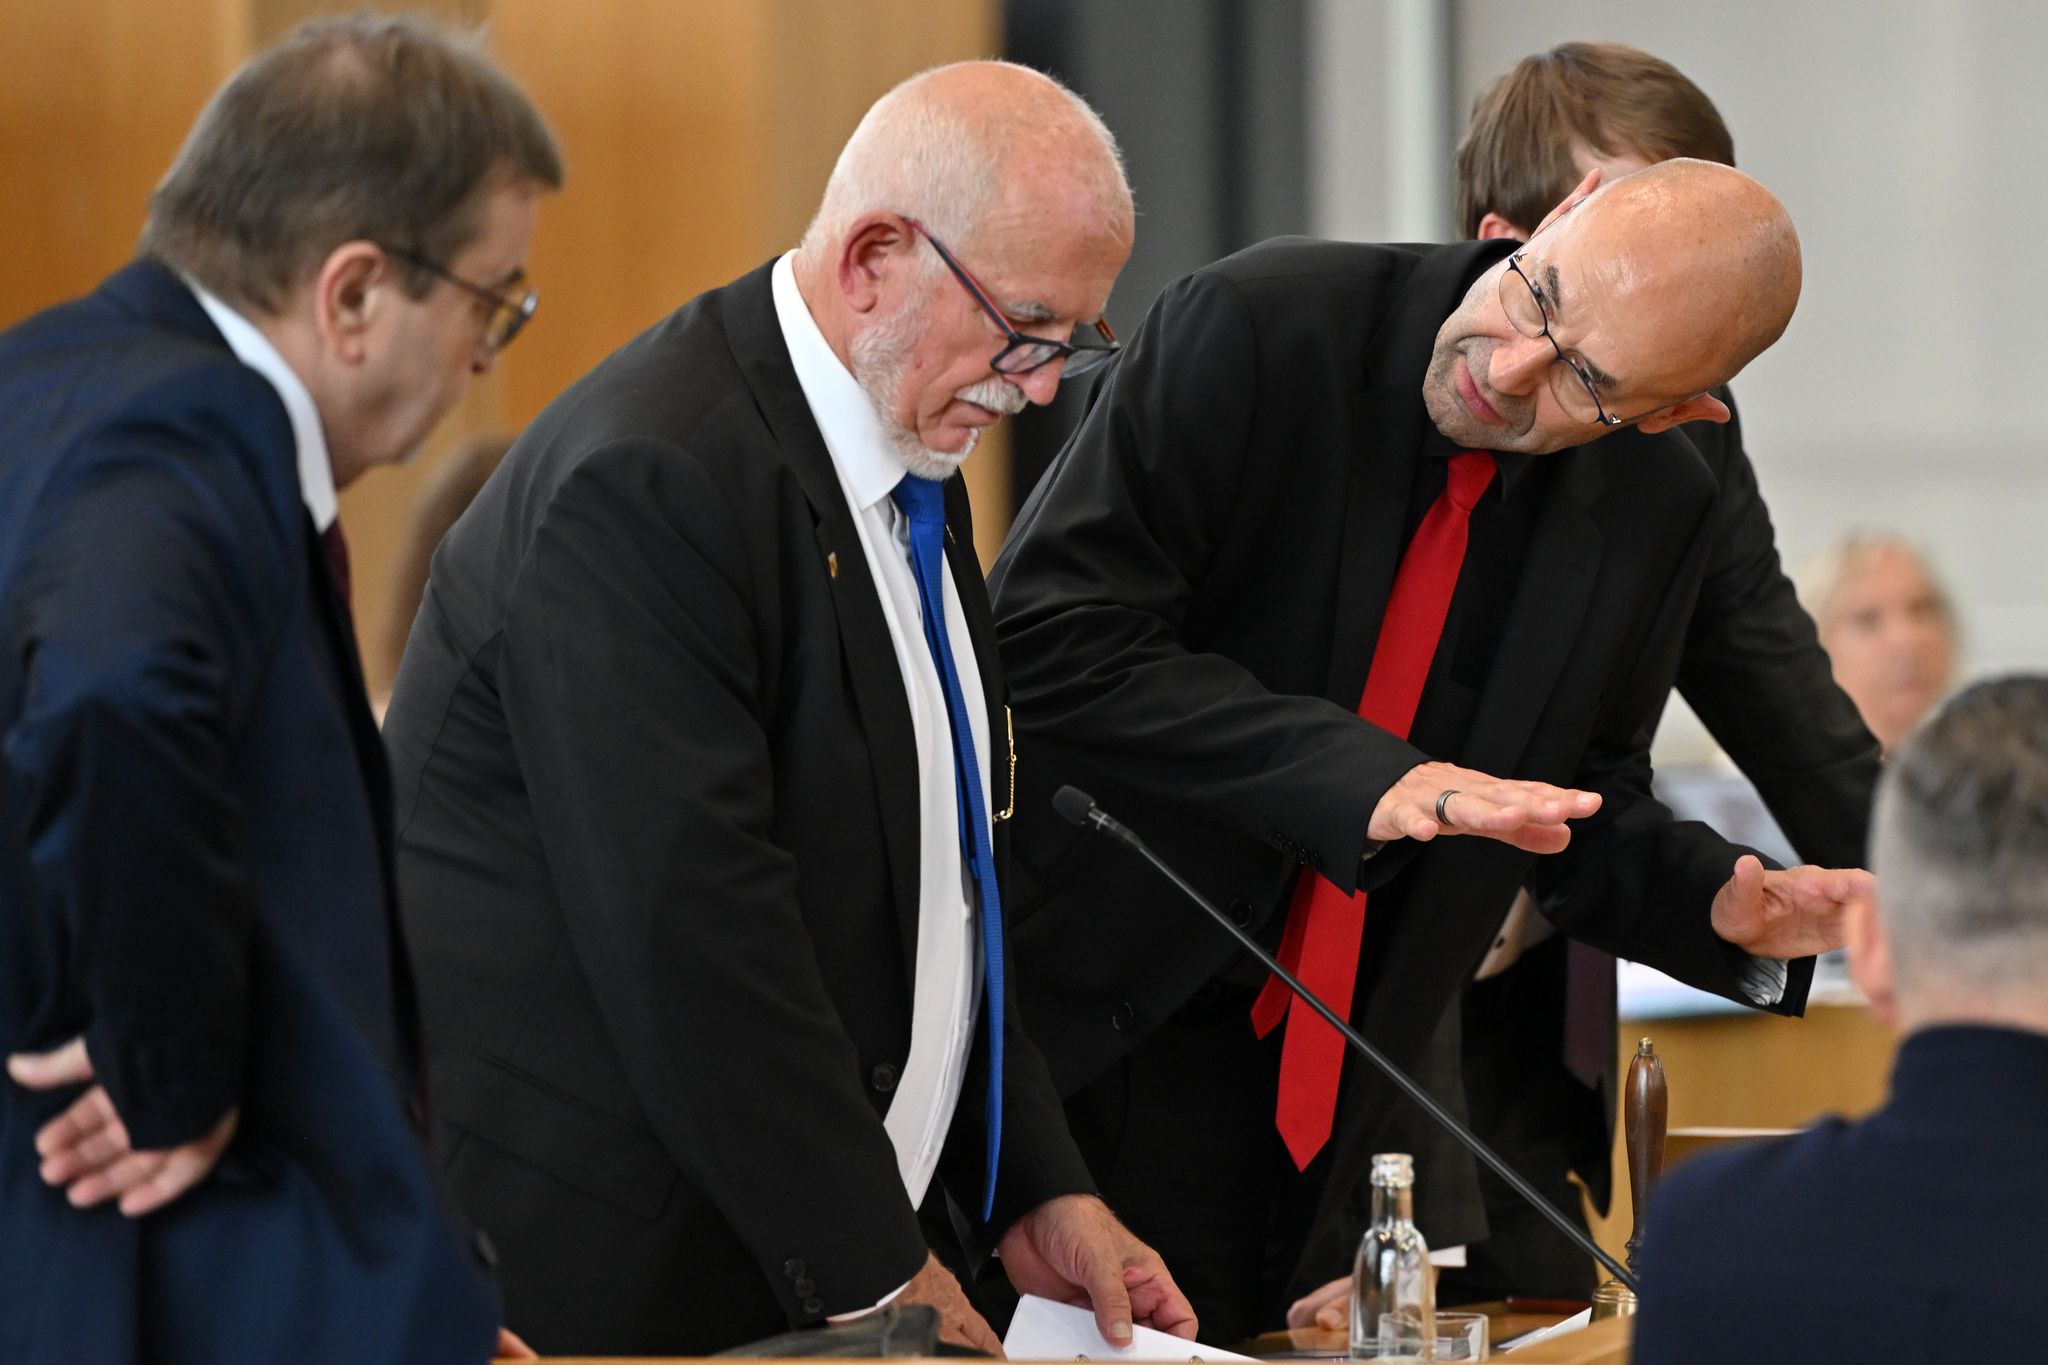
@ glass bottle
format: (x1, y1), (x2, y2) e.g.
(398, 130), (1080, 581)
(1350, 1152), (1436, 1361)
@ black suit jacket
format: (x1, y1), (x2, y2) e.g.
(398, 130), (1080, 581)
(1451, 393), (1882, 1223)
(989, 238), (1812, 1266)
(1069, 386), (1881, 1275)
(1634, 1026), (2048, 1363)
(0, 261), (496, 1364)
(382, 259), (1093, 1356)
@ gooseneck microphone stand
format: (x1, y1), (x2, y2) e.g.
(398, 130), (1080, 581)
(1053, 785), (1640, 1295)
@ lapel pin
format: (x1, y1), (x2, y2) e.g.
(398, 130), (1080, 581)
(826, 551), (839, 579)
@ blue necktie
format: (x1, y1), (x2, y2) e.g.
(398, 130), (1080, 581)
(889, 473), (1004, 1220)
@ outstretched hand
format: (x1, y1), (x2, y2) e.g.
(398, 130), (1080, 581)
(6, 1036), (238, 1217)
(1368, 760), (1601, 854)
(999, 1194), (1198, 1346)
(1711, 855), (1871, 960)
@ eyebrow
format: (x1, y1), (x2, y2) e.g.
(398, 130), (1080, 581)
(1540, 261), (1620, 392)
(998, 296), (1058, 326)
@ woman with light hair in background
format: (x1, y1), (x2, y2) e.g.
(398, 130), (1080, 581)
(1801, 532), (1959, 755)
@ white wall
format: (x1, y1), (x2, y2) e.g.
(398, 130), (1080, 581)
(1310, 0), (2048, 754)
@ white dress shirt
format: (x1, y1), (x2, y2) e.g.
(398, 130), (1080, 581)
(770, 252), (987, 1214)
(186, 278), (337, 531)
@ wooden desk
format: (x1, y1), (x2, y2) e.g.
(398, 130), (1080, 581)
(535, 1317), (1636, 1361)
(1586, 1002), (1893, 1265)
(1236, 1299), (1619, 1361)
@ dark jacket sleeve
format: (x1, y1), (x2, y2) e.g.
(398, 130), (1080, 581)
(494, 440), (927, 1318)
(9, 406), (287, 1147)
(991, 268), (1424, 896)
(1676, 401), (1882, 867)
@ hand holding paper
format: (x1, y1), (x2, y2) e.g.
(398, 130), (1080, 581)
(1004, 1294), (1251, 1363)
(997, 1194), (1198, 1347)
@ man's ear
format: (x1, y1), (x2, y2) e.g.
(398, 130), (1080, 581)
(312, 242), (388, 366)
(1474, 212), (1531, 243)
(1527, 168), (1603, 240)
(1843, 893), (1898, 1030)
(836, 213), (916, 318)
(1637, 391), (1733, 433)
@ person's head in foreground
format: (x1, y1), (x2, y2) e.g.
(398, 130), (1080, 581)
(1631, 676), (2048, 1365)
(140, 11), (562, 487)
(1847, 674), (2048, 1034)
(792, 60), (1134, 479)
(1457, 40), (1734, 242)
(1423, 159), (1800, 456)
(1802, 533), (1959, 754)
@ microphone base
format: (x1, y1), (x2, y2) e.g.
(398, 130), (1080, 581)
(1589, 1277), (1638, 1321)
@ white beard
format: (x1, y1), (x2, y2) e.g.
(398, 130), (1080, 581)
(850, 290), (1027, 482)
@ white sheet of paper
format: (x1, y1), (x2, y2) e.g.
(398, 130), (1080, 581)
(1501, 1307), (1593, 1354)
(1003, 1293), (1256, 1362)
(1428, 1243), (1467, 1268)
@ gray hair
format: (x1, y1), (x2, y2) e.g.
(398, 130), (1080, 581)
(1797, 530), (1958, 642)
(797, 60), (1129, 272)
(140, 12), (562, 314)
(1871, 675), (2048, 997)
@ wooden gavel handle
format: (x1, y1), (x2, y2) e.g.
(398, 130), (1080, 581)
(1622, 1037), (1668, 1270)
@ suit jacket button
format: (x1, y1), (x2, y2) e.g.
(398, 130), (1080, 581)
(1111, 1001), (1136, 1032)
(794, 1276), (817, 1297)
(783, 1258), (807, 1279)
(472, 1230), (499, 1269)
(1228, 898), (1254, 928)
(870, 1063), (899, 1093)
(802, 1296), (826, 1315)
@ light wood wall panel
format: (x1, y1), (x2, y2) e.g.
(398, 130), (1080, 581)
(1584, 1004), (1896, 1271)
(7, 0), (1008, 694)
(0, 0), (241, 329)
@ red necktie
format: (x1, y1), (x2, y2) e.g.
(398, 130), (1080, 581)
(320, 520), (353, 615)
(1251, 451), (1496, 1169)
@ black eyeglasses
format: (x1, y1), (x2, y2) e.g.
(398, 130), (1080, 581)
(381, 245), (538, 353)
(1499, 250), (1679, 428)
(905, 218), (1119, 379)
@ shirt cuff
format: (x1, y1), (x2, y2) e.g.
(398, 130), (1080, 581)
(826, 1277), (911, 1323)
(1737, 955), (1790, 1006)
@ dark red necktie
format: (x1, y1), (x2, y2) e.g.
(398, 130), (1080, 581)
(1251, 451), (1496, 1169)
(320, 520), (353, 616)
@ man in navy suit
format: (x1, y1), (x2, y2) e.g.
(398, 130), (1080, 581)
(0, 15), (559, 1363)
(1635, 675), (2048, 1362)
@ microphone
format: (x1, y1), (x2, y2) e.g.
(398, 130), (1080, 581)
(1053, 785), (1641, 1295)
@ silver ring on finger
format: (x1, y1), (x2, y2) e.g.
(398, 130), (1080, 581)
(1435, 789), (1460, 827)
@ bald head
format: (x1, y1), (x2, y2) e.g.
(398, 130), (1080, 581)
(801, 60), (1132, 264)
(1424, 157), (1801, 455)
(1569, 158), (1800, 385)
(791, 63), (1134, 480)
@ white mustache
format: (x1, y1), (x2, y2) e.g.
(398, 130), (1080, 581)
(955, 377), (1029, 416)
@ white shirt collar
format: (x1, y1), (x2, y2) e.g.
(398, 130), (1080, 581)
(769, 251), (909, 514)
(184, 276), (339, 532)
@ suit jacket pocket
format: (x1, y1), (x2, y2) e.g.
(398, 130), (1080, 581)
(439, 1051), (680, 1222)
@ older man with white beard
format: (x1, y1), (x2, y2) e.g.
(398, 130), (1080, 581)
(379, 61), (1189, 1359)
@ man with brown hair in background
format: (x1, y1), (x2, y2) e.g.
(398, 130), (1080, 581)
(0, 15), (560, 1363)
(1290, 43), (1883, 1320)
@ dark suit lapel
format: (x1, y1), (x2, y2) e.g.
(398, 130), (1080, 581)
(302, 513), (423, 1084)
(723, 264), (925, 972)
(941, 475), (1013, 867)
(1459, 447), (1609, 773)
(1325, 386), (1420, 704)
(1325, 241), (1514, 706)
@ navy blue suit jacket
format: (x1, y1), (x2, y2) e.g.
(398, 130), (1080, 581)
(1634, 1026), (2048, 1363)
(0, 260), (497, 1363)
